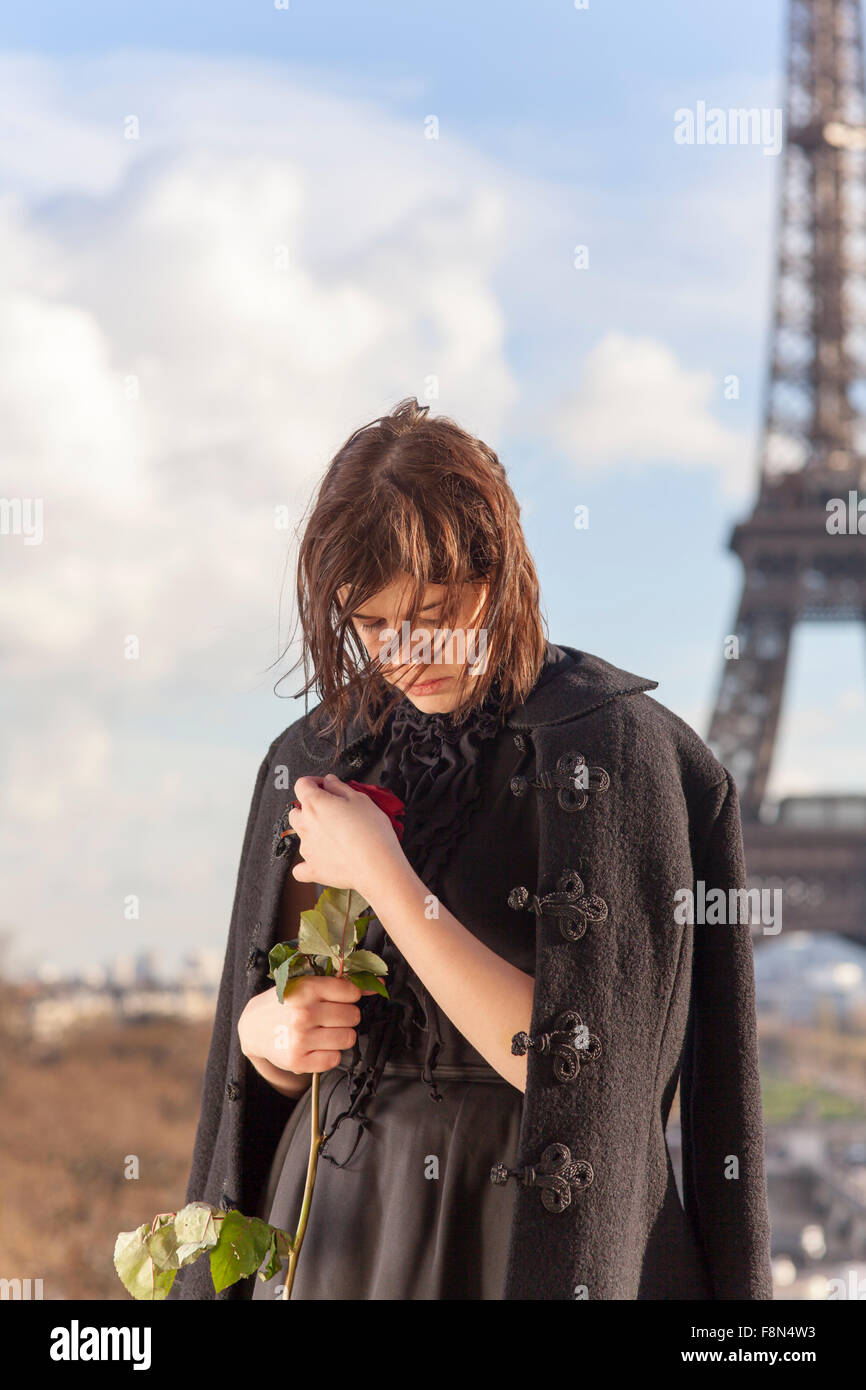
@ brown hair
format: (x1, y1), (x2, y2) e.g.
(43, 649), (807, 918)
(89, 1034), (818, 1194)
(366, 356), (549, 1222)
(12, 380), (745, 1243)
(279, 397), (548, 751)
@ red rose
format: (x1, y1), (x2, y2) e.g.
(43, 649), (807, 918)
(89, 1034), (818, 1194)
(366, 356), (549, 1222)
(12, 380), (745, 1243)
(280, 777), (405, 846)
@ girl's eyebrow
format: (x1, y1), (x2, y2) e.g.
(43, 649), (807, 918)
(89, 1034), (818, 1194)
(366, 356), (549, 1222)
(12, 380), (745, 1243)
(352, 600), (444, 621)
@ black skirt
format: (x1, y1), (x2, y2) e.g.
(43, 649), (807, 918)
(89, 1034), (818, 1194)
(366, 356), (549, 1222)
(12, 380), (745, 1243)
(252, 1056), (522, 1300)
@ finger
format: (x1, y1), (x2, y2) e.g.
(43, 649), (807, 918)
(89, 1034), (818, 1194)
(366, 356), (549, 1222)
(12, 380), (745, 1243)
(301, 1026), (358, 1052)
(322, 772), (352, 797)
(301, 1001), (362, 1027)
(291, 860), (313, 882)
(301, 1050), (345, 1073)
(302, 975), (363, 1001)
(293, 776), (326, 801)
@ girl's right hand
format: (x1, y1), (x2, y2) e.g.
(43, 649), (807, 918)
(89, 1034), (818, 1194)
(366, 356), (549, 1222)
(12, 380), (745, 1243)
(237, 975), (376, 1075)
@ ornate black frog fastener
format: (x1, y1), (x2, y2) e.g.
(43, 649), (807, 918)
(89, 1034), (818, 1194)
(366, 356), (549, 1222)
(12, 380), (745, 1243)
(272, 802), (298, 860)
(246, 946), (267, 973)
(509, 751), (610, 812)
(508, 868), (608, 942)
(511, 1010), (602, 1082)
(490, 1143), (594, 1212)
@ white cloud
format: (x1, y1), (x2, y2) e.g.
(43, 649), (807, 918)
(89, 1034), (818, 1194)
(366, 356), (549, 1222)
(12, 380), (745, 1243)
(548, 330), (753, 498)
(0, 50), (526, 975)
(0, 54), (522, 696)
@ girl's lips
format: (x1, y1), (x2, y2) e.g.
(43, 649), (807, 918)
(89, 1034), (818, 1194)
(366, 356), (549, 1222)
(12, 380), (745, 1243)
(406, 676), (450, 693)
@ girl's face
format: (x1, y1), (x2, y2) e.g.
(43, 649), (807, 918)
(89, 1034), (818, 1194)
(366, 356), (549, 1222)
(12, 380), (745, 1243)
(338, 571), (490, 712)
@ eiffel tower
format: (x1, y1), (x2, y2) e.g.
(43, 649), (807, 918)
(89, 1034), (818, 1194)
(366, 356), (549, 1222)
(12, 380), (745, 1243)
(706, 0), (866, 940)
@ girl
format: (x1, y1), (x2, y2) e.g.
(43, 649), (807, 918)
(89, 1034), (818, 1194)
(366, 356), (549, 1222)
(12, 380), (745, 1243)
(171, 397), (773, 1301)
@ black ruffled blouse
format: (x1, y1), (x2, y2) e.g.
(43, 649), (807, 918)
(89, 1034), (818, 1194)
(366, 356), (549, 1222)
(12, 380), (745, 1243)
(317, 641), (570, 1139)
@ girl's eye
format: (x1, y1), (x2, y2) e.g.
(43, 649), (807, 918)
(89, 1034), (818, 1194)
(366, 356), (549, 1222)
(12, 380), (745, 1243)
(357, 612), (444, 634)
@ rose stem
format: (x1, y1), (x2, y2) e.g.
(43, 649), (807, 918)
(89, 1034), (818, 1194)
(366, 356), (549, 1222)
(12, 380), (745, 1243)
(282, 1070), (323, 1299)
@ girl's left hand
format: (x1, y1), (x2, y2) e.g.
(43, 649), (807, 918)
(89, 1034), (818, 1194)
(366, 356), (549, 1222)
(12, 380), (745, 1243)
(288, 774), (405, 898)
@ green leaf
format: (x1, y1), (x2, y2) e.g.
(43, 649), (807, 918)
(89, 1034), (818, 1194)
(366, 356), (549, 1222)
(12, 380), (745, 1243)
(273, 959), (290, 1002)
(345, 969), (389, 999)
(173, 1203), (222, 1265)
(274, 953), (313, 1002)
(319, 884), (369, 928)
(260, 1228), (294, 1282)
(209, 1210), (275, 1294)
(343, 949), (388, 976)
(267, 941), (295, 976)
(317, 887), (371, 951)
(314, 891), (353, 950)
(352, 914), (372, 946)
(146, 1216), (181, 1269)
(114, 1225), (177, 1301)
(260, 1233), (280, 1283)
(298, 909), (337, 960)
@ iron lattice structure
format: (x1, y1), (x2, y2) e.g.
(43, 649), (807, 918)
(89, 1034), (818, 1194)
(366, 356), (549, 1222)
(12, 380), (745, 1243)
(707, 0), (866, 936)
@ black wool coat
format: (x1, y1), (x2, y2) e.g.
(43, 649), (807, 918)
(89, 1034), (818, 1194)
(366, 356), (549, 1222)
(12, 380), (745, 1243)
(168, 645), (774, 1301)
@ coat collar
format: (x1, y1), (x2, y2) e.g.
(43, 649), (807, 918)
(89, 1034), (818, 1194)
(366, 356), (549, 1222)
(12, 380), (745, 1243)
(303, 642), (658, 765)
(504, 643), (658, 730)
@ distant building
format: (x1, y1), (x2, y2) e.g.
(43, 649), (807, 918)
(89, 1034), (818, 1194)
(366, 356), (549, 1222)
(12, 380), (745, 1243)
(776, 796), (866, 831)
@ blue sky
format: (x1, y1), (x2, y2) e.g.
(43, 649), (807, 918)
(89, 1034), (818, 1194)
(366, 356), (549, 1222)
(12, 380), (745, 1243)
(2, 0), (864, 978)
